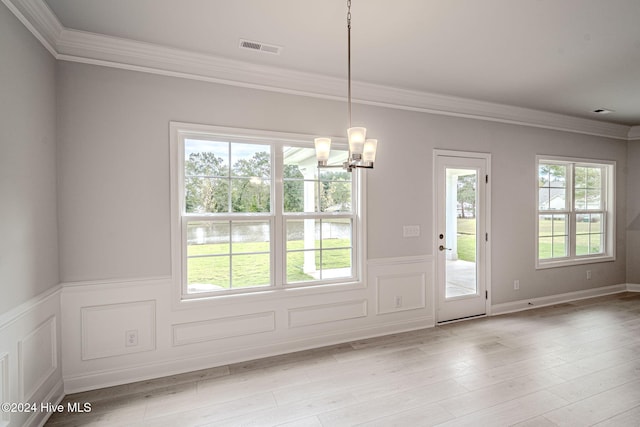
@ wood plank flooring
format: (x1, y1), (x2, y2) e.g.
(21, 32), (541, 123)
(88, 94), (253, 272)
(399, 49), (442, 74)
(46, 292), (640, 426)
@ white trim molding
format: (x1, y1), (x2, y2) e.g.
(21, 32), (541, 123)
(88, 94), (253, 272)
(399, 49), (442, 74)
(626, 283), (640, 292)
(491, 284), (628, 315)
(628, 126), (640, 141)
(3, 0), (635, 141)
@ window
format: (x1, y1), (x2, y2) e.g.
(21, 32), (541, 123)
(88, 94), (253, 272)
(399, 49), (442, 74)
(536, 156), (615, 268)
(171, 123), (363, 299)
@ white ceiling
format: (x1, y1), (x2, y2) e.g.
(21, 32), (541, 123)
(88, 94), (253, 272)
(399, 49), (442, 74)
(27, 0), (640, 128)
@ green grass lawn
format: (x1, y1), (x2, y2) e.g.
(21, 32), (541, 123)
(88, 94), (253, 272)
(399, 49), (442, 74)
(456, 218), (476, 262)
(187, 238), (351, 289)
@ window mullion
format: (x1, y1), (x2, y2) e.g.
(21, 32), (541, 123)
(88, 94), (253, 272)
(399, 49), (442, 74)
(273, 144), (284, 288)
(569, 163), (576, 258)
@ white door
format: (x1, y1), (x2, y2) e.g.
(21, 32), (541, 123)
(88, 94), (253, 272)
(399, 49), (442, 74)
(435, 151), (490, 323)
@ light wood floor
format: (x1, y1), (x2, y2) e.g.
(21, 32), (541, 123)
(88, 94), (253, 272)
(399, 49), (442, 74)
(46, 292), (640, 426)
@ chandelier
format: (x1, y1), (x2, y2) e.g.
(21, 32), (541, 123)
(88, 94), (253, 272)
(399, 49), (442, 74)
(314, 0), (378, 172)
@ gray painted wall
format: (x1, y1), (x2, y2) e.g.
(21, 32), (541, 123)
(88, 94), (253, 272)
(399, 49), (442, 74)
(56, 61), (628, 304)
(0, 2), (58, 314)
(627, 140), (640, 283)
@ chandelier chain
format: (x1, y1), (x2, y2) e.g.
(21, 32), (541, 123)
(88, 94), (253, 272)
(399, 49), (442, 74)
(347, 0), (352, 128)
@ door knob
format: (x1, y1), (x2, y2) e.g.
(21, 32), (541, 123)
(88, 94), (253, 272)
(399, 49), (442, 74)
(439, 245), (452, 251)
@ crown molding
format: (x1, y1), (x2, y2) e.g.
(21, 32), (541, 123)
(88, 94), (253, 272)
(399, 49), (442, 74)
(4, 0), (633, 141)
(628, 126), (640, 141)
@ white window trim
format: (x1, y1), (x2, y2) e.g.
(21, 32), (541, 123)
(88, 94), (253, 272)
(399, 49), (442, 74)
(535, 155), (616, 269)
(169, 122), (367, 309)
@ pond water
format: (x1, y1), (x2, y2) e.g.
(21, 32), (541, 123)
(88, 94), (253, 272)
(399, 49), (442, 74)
(187, 220), (351, 245)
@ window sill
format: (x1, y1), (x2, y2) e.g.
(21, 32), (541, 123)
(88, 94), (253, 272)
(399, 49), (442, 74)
(536, 255), (615, 270)
(174, 279), (366, 310)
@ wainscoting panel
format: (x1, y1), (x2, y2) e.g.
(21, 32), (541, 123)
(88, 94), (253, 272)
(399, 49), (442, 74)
(18, 316), (57, 402)
(81, 300), (156, 360)
(288, 300), (367, 328)
(172, 311), (275, 346)
(376, 273), (426, 314)
(369, 255), (434, 319)
(0, 352), (8, 425)
(0, 286), (63, 427)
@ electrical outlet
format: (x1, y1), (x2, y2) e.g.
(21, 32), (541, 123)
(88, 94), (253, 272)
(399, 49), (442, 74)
(514, 280), (520, 290)
(394, 296), (403, 308)
(586, 270), (592, 280)
(125, 330), (138, 347)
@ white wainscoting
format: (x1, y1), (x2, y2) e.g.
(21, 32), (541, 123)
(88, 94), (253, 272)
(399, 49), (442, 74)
(19, 316), (57, 402)
(288, 300), (368, 328)
(81, 301), (156, 360)
(0, 286), (63, 427)
(172, 312), (276, 346)
(60, 255), (434, 393)
(0, 352), (8, 426)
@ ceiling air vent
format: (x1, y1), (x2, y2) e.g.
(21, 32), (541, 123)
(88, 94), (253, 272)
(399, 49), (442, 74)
(593, 108), (614, 114)
(239, 39), (282, 55)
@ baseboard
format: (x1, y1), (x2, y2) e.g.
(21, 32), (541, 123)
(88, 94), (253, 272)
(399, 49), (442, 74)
(491, 284), (627, 315)
(63, 314), (434, 393)
(31, 380), (64, 427)
(626, 283), (640, 292)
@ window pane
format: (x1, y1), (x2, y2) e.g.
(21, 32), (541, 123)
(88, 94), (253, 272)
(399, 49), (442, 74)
(187, 221), (230, 256)
(285, 218), (353, 284)
(590, 233), (603, 254)
(185, 177), (229, 213)
(185, 139), (229, 177)
(231, 221), (270, 253)
(231, 254), (270, 288)
(586, 190), (601, 209)
(320, 249), (352, 276)
(539, 164), (566, 188)
(231, 178), (270, 212)
(283, 180), (318, 213)
(538, 189), (550, 210)
(575, 166), (602, 210)
(539, 164), (567, 211)
(283, 146), (351, 214)
(187, 256), (230, 292)
(552, 215), (567, 235)
(574, 188), (586, 211)
(588, 167), (602, 188)
(282, 147), (319, 213)
(576, 234), (589, 256)
(286, 219), (319, 251)
(539, 215), (553, 237)
(552, 236), (568, 257)
(576, 213), (604, 256)
(286, 251), (316, 283)
(320, 180), (352, 212)
(230, 143), (270, 178)
(321, 219), (352, 248)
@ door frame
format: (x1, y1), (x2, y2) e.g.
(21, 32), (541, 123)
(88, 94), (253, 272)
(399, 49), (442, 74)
(433, 149), (492, 322)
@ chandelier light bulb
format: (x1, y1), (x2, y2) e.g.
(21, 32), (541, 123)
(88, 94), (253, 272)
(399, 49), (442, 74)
(347, 127), (367, 156)
(363, 139), (377, 163)
(314, 137), (332, 164)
